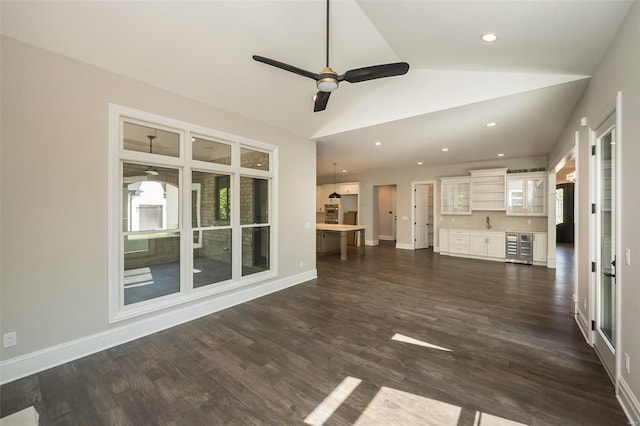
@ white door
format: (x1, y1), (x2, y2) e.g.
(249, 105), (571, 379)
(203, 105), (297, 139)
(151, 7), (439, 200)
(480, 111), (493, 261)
(594, 113), (616, 379)
(415, 185), (430, 249)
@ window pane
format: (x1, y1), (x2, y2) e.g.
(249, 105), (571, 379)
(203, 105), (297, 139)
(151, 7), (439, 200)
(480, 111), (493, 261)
(240, 177), (269, 225)
(242, 227), (270, 276)
(123, 233), (180, 305)
(193, 137), (232, 165)
(123, 122), (180, 158)
(193, 230), (232, 288)
(241, 147), (269, 171)
(122, 163), (180, 232)
(192, 171), (231, 228)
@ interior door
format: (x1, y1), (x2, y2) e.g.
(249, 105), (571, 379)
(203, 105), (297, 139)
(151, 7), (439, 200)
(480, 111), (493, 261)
(415, 185), (430, 249)
(594, 113), (616, 379)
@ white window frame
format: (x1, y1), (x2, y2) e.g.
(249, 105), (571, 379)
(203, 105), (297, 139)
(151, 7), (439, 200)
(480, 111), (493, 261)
(108, 104), (278, 323)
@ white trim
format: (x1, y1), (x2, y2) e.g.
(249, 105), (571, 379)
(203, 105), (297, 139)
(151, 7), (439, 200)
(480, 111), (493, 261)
(575, 306), (592, 345)
(108, 104), (278, 323)
(618, 376), (640, 425)
(411, 180), (437, 251)
(365, 239), (379, 246)
(378, 235), (395, 241)
(0, 270), (316, 385)
(395, 243), (413, 250)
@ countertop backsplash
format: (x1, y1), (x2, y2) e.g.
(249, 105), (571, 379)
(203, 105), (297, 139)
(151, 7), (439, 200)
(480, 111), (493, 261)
(439, 212), (548, 233)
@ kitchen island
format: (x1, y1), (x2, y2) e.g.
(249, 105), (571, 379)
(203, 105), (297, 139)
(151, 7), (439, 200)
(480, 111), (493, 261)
(316, 223), (365, 260)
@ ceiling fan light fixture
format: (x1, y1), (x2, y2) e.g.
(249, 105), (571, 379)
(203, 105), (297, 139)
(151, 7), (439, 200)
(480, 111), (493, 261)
(317, 67), (339, 92)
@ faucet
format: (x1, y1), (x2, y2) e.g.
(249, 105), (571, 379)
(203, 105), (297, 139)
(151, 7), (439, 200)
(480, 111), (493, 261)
(486, 216), (492, 229)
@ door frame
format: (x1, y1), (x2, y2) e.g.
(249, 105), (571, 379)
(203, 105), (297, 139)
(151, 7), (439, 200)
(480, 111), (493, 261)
(589, 92), (623, 383)
(411, 180), (437, 250)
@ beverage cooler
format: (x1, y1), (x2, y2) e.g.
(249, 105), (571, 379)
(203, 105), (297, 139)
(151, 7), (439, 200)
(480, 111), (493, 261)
(505, 232), (533, 264)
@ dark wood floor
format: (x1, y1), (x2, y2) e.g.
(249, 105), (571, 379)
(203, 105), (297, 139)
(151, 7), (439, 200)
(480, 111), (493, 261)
(1, 243), (627, 425)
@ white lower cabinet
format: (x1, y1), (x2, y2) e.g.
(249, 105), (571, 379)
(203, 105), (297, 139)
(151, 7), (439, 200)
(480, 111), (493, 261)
(439, 228), (449, 254)
(487, 234), (506, 258)
(533, 232), (547, 265)
(440, 228), (546, 265)
(448, 230), (470, 255)
(440, 229), (505, 262)
(470, 231), (506, 260)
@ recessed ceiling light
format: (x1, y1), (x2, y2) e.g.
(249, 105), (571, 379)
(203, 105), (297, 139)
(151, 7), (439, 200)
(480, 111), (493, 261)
(417, 162), (423, 165)
(442, 148), (449, 152)
(486, 122), (497, 127)
(375, 141), (382, 146)
(497, 153), (505, 157)
(481, 33), (498, 42)
(342, 169), (347, 173)
(191, 137), (196, 142)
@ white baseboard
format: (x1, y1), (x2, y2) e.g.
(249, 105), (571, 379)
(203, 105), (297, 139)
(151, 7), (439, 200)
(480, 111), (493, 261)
(618, 376), (640, 425)
(0, 270), (317, 385)
(575, 305), (592, 345)
(378, 235), (395, 241)
(395, 243), (413, 250)
(365, 239), (379, 246)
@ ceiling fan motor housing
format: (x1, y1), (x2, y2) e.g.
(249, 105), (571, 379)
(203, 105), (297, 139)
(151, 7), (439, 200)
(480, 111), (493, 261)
(317, 67), (339, 92)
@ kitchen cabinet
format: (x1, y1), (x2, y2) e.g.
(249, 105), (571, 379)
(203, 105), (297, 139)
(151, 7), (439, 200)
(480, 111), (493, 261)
(439, 228), (449, 254)
(533, 232), (547, 265)
(441, 229), (505, 262)
(338, 183), (359, 195)
(506, 172), (546, 216)
(448, 230), (470, 255)
(441, 176), (471, 215)
(316, 231), (340, 254)
(316, 185), (327, 212)
(470, 231), (506, 259)
(470, 168), (507, 211)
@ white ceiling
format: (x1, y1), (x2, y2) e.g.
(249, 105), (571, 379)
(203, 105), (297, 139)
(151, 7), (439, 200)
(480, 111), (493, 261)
(1, 0), (633, 178)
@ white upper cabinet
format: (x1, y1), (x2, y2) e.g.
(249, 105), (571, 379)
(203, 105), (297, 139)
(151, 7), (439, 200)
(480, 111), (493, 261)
(470, 168), (507, 211)
(338, 183), (359, 195)
(506, 172), (547, 216)
(441, 176), (471, 215)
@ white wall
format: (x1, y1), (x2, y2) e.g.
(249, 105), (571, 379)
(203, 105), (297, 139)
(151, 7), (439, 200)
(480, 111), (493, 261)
(0, 37), (317, 366)
(548, 1), (640, 420)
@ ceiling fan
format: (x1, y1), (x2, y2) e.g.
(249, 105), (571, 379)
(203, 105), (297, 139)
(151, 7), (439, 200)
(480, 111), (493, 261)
(252, 0), (410, 112)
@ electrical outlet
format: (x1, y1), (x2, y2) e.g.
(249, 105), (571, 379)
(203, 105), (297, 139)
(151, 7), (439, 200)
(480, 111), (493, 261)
(625, 353), (631, 374)
(626, 248), (631, 266)
(299, 261), (304, 269)
(3, 332), (17, 348)
(583, 299), (587, 311)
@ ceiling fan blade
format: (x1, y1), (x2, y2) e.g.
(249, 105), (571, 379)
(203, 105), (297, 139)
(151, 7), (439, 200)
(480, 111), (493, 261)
(314, 91), (331, 112)
(252, 55), (319, 81)
(339, 62), (410, 83)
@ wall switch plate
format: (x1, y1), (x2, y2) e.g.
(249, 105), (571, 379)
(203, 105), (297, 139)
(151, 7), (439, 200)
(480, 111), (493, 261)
(626, 248), (631, 266)
(3, 332), (17, 348)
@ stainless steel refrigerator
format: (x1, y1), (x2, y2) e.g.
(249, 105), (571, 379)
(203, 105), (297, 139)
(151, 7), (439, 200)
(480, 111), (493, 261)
(505, 232), (533, 264)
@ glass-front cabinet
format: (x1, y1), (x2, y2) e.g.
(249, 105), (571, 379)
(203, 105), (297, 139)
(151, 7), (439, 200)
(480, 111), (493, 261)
(506, 172), (546, 216)
(441, 176), (471, 215)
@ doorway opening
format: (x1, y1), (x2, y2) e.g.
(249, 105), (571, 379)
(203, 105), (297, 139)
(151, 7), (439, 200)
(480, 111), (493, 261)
(373, 185), (397, 245)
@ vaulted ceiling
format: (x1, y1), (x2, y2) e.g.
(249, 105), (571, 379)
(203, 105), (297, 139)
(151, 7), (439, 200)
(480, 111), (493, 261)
(1, 1), (633, 178)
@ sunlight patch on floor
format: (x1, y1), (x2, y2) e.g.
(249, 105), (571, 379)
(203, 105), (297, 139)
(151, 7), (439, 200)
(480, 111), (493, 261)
(392, 333), (452, 351)
(354, 387), (528, 426)
(304, 378), (530, 426)
(304, 376), (362, 426)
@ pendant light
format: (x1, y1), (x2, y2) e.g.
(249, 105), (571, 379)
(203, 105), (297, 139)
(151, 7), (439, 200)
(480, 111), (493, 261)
(328, 162), (341, 199)
(145, 134), (159, 176)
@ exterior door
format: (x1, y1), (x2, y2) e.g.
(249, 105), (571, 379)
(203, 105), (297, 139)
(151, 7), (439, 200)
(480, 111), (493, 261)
(415, 185), (430, 249)
(594, 113), (616, 379)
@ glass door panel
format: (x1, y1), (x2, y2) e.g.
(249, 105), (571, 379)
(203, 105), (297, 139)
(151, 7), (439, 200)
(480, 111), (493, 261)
(593, 113), (616, 380)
